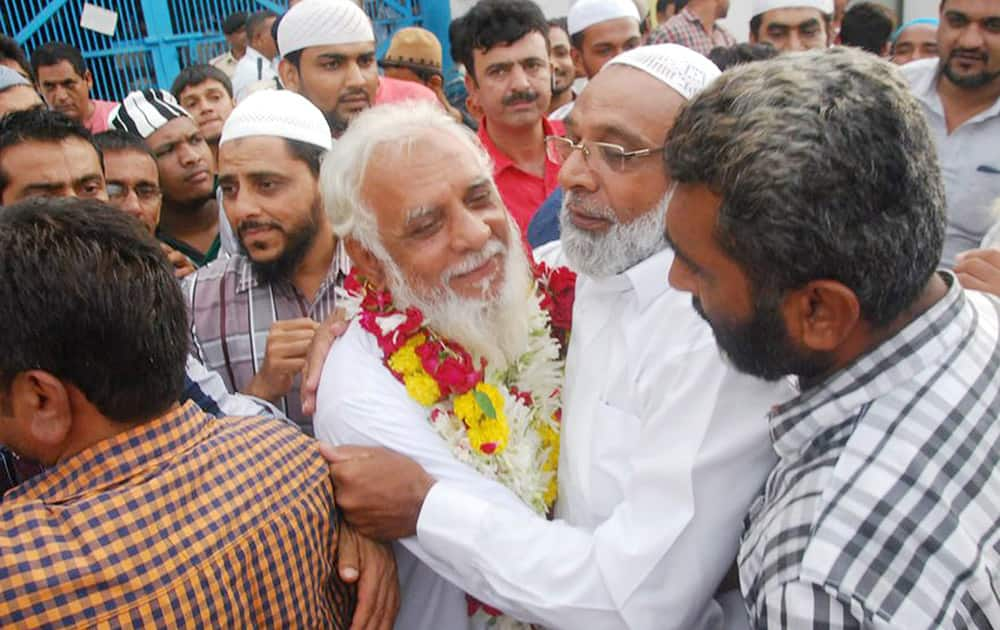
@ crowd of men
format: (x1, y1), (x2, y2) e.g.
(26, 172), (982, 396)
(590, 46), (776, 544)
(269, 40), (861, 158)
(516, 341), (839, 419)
(0, 0), (998, 628)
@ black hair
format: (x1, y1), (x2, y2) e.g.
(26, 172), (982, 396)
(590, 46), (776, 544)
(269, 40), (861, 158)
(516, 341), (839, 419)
(170, 63), (234, 99)
(0, 197), (188, 422)
(0, 108), (98, 198)
(840, 2), (896, 55)
(707, 42), (779, 71)
(547, 17), (569, 34)
(222, 11), (249, 36)
(285, 138), (325, 177)
(246, 10), (278, 42)
(750, 10), (832, 39)
(93, 129), (156, 162)
(0, 35), (32, 81)
(450, 0), (549, 81)
(30, 42), (87, 79)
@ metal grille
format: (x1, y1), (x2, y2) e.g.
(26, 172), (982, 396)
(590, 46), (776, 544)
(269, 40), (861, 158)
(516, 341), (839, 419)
(6, 0), (453, 102)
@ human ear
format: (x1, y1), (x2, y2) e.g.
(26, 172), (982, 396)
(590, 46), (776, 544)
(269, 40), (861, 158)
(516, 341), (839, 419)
(13, 371), (72, 459)
(785, 280), (861, 352)
(345, 238), (387, 289)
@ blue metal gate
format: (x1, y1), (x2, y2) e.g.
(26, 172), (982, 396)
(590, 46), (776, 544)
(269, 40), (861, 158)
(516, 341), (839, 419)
(4, 0), (453, 103)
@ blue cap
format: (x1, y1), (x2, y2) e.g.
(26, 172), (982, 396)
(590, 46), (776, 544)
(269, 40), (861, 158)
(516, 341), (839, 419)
(891, 18), (939, 43)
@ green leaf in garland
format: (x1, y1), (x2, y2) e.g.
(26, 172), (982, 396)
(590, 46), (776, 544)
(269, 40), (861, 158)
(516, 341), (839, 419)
(473, 389), (497, 419)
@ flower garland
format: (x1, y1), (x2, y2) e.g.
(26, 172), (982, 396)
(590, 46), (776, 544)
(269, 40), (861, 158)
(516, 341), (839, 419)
(342, 262), (575, 629)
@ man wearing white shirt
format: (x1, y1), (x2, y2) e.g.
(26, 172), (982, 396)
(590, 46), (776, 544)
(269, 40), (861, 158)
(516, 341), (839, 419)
(319, 45), (793, 630)
(230, 10), (279, 102)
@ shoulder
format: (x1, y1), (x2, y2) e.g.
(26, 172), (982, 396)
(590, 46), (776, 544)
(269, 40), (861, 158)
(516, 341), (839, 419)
(185, 255), (243, 292)
(899, 58), (937, 87)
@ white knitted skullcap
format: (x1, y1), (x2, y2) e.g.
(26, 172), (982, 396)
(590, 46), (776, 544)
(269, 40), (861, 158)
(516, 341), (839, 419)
(751, 0), (834, 17)
(568, 0), (640, 36)
(0, 66), (29, 92)
(603, 44), (720, 101)
(278, 0), (374, 58)
(220, 89), (332, 150)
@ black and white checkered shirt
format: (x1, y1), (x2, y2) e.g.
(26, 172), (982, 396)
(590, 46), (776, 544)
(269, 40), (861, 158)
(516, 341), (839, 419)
(740, 274), (1000, 629)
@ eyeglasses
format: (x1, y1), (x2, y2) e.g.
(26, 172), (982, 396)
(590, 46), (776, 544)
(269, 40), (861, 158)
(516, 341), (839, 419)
(106, 182), (161, 203)
(545, 135), (666, 173)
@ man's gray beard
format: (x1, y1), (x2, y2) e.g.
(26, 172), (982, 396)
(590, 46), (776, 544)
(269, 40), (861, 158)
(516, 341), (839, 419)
(559, 190), (671, 278)
(374, 222), (536, 370)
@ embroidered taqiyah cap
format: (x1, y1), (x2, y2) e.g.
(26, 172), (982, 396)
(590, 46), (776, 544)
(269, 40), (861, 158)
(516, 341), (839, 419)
(220, 89), (332, 150)
(568, 0), (641, 36)
(380, 27), (443, 73)
(603, 44), (720, 101)
(109, 89), (191, 139)
(277, 0), (374, 58)
(752, 0), (834, 17)
(0, 66), (29, 92)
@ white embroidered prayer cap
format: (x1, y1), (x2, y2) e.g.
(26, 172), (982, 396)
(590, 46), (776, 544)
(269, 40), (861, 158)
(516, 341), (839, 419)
(751, 0), (835, 17)
(568, 0), (641, 37)
(277, 0), (375, 58)
(220, 89), (333, 150)
(603, 44), (720, 102)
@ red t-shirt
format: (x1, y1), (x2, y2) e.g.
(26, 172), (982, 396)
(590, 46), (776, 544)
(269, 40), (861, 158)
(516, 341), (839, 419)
(375, 77), (439, 106)
(477, 117), (563, 237)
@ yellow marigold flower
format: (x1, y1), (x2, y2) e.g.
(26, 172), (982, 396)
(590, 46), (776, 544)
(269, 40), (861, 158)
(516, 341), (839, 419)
(454, 390), (480, 426)
(388, 334), (425, 376)
(405, 372), (441, 406)
(468, 417), (509, 455)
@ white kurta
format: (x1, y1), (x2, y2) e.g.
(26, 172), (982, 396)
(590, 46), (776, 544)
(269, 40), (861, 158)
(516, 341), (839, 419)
(314, 322), (541, 630)
(414, 246), (794, 629)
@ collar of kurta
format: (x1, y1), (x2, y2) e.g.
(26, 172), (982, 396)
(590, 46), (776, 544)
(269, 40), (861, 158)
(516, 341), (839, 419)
(766, 271), (966, 459)
(580, 247), (673, 313)
(6, 400), (211, 503)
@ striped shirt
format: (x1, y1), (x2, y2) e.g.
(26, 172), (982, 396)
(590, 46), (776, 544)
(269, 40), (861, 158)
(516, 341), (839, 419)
(185, 248), (349, 434)
(0, 401), (355, 628)
(740, 274), (1000, 629)
(646, 7), (737, 55)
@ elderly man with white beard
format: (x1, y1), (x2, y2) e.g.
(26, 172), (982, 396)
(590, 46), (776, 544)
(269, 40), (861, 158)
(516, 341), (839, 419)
(315, 46), (794, 630)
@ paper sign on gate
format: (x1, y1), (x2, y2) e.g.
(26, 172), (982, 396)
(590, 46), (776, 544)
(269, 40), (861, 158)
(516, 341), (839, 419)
(80, 3), (119, 37)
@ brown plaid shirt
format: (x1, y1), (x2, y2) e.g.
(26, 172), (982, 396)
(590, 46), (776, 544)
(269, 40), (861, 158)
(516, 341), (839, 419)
(0, 402), (355, 628)
(647, 7), (737, 56)
(184, 247), (350, 435)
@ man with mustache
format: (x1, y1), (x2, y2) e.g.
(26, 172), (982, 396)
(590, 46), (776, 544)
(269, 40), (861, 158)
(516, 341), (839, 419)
(451, 0), (562, 237)
(185, 90), (347, 434)
(317, 46), (791, 630)
(110, 89), (222, 268)
(901, 0), (1000, 267)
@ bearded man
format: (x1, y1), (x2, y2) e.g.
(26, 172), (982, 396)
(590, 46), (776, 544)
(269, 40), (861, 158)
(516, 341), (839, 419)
(313, 46), (791, 630)
(185, 90), (348, 433)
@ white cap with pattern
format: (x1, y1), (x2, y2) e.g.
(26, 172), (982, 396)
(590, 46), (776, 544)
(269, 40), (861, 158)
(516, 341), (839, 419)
(751, 0), (835, 17)
(568, 0), (641, 36)
(277, 0), (374, 58)
(220, 89), (333, 150)
(603, 44), (720, 102)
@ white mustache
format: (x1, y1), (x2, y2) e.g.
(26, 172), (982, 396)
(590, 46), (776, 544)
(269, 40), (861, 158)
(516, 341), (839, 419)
(441, 238), (506, 283)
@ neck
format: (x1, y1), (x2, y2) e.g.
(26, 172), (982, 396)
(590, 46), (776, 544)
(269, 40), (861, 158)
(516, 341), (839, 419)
(937, 73), (1000, 133)
(159, 197), (219, 250)
(209, 141), (220, 166)
(83, 98), (96, 123)
(293, 223), (337, 302)
(549, 88), (574, 112)
(689, 0), (717, 30)
(486, 117), (547, 177)
(800, 273), (949, 390)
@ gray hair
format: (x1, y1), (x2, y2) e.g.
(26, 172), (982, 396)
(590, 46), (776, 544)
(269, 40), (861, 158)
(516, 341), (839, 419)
(665, 46), (945, 327)
(320, 100), (494, 255)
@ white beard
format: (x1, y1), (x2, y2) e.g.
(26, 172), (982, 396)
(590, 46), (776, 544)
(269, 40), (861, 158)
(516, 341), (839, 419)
(378, 222), (536, 370)
(560, 189), (671, 278)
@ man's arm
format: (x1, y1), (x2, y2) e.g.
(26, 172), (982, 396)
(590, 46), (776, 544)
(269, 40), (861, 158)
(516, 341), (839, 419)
(326, 332), (780, 629)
